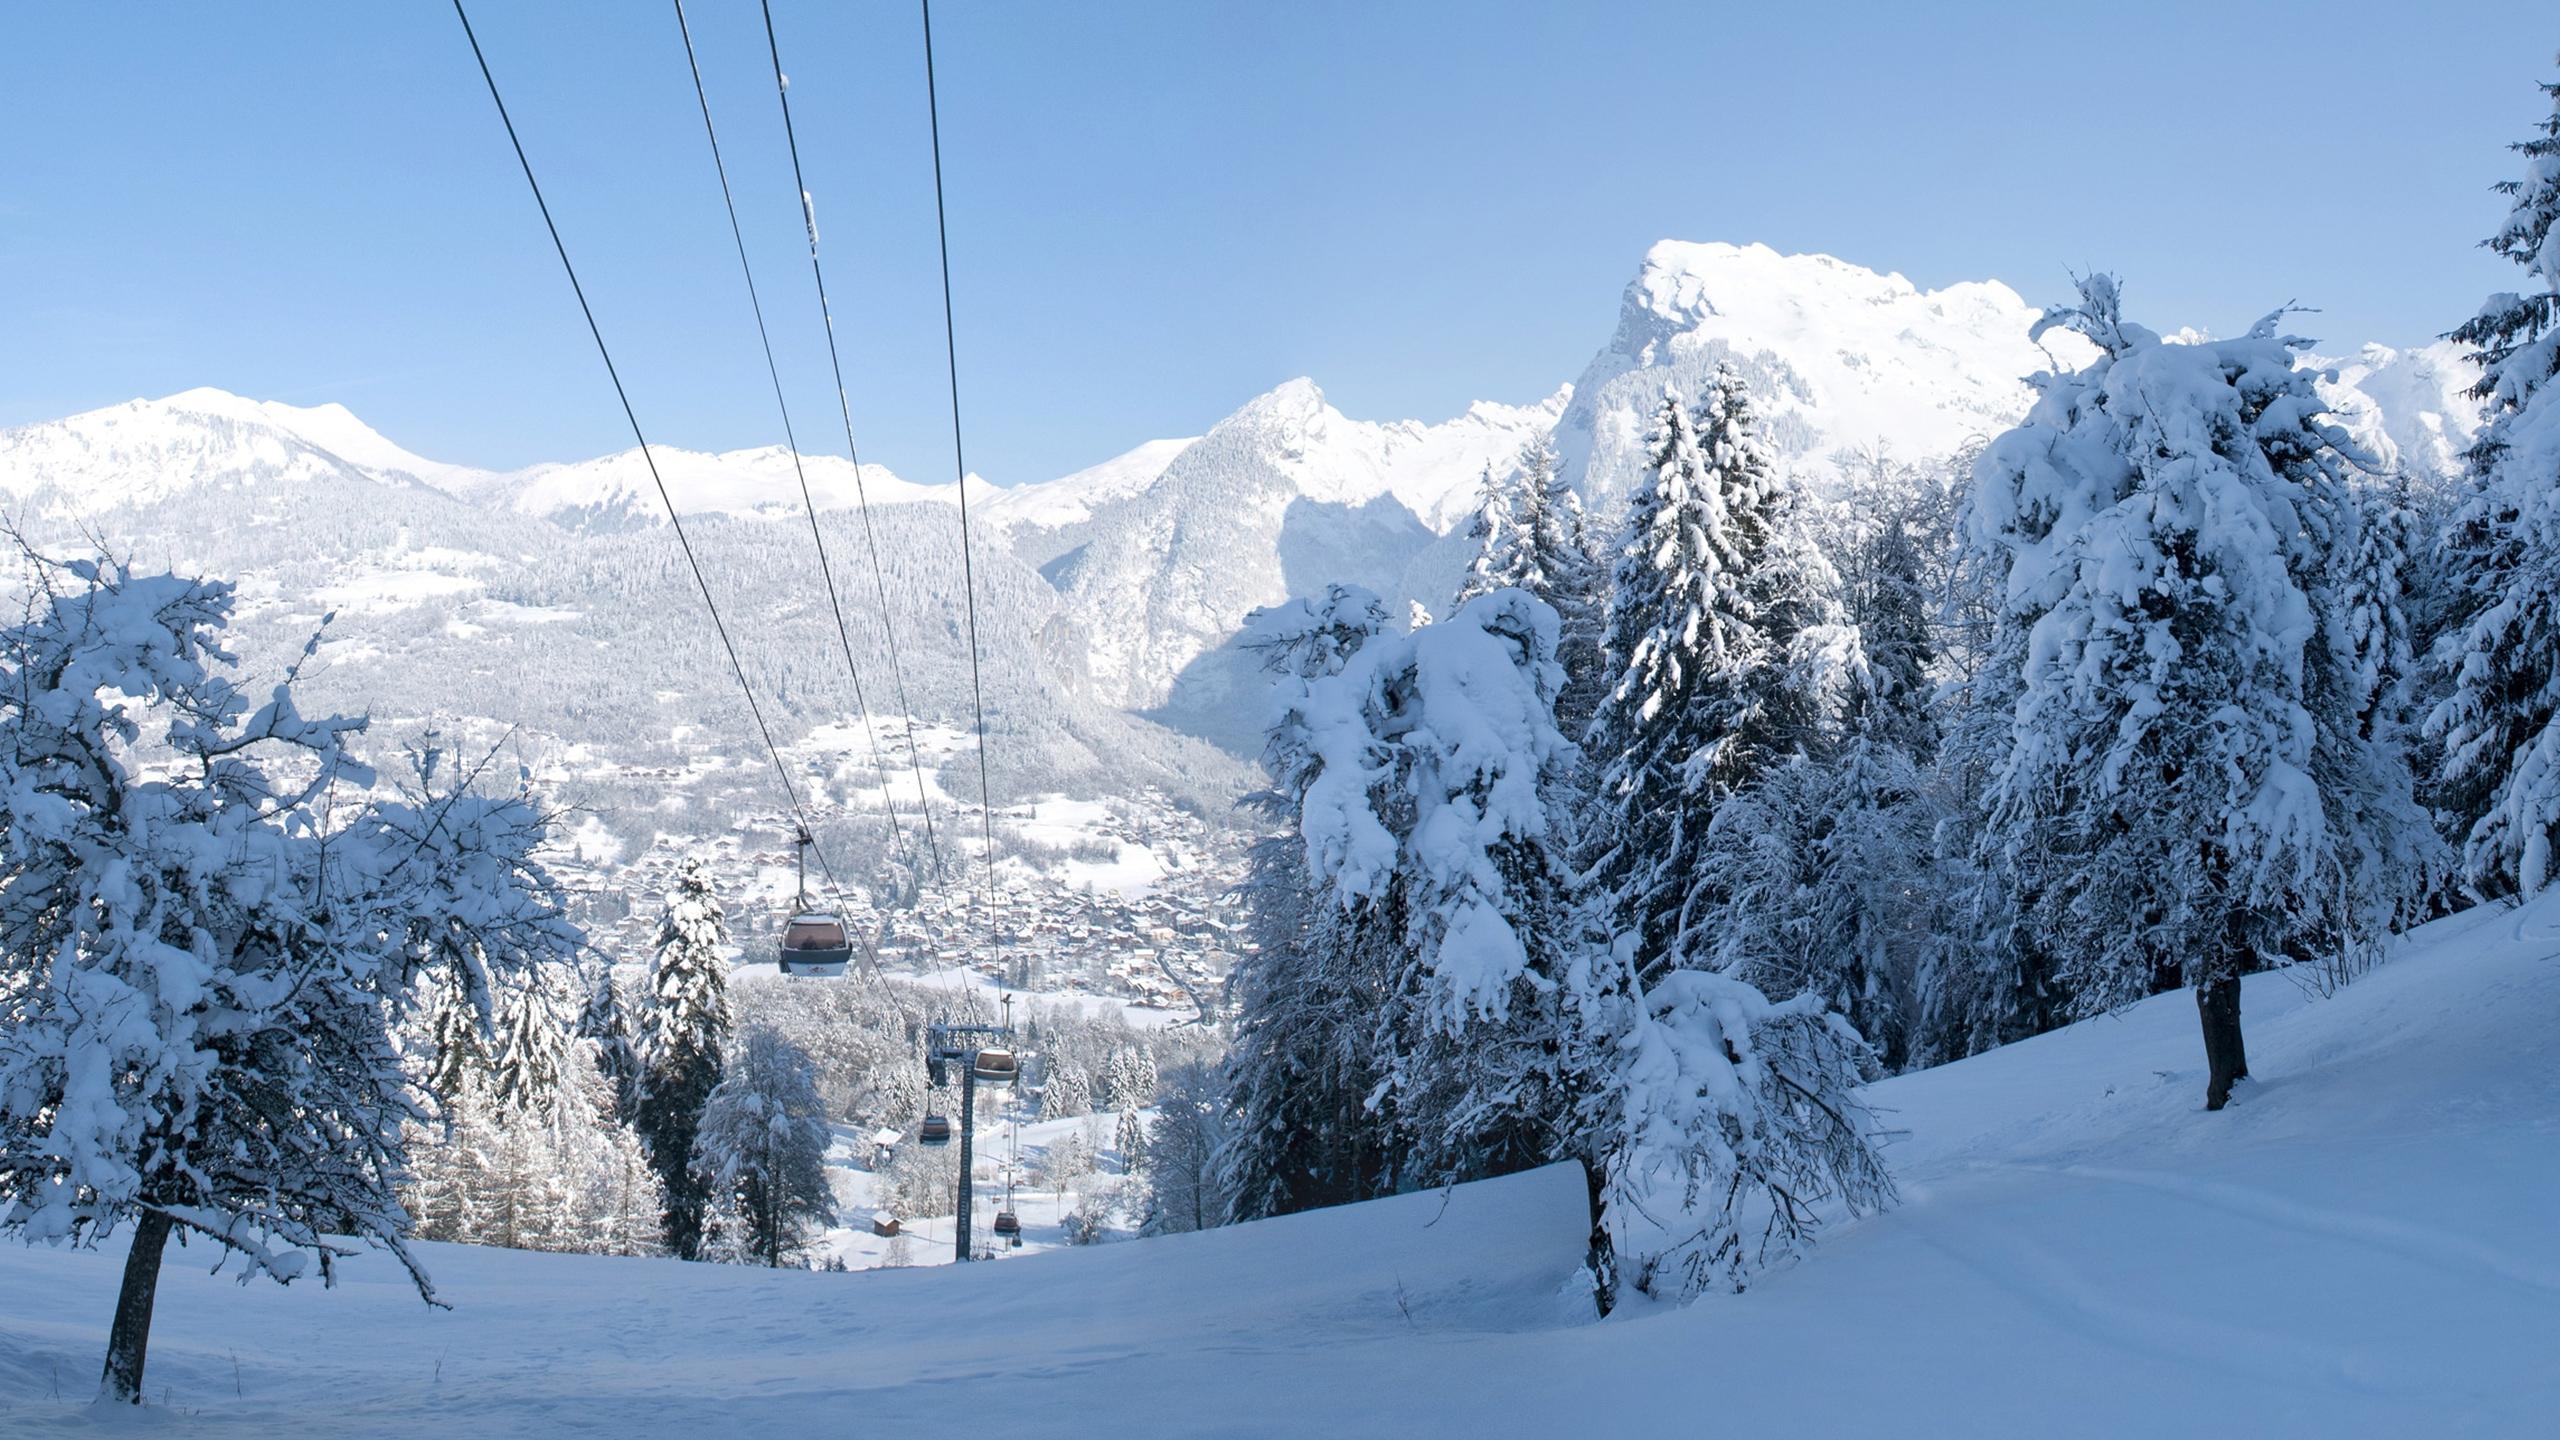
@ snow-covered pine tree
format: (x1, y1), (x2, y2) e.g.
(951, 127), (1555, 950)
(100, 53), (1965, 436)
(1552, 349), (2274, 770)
(1586, 961), (1894, 1302)
(636, 857), (733, 1259)
(1696, 499), (1945, 1071)
(576, 961), (643, 1121)
(489, 963), (576, 1118)
(1459, 437), (1612, 749)
(2429, 64), (2560, 899)
(1043, 1061), (1093, 1121)
(2339, 475), (2424, 744)
(1293, 587), (1597, 1191)
(0, 560), (579, 1402)
(1138, 1062), (1229, 1236)
(1584, 389), (1735, 986)
(692, 1024), (834, 1268)
(1584, 369), (1854, 985)
(1452, 461), (1525, 610)
(1218, 585), (1399, 1221)
(594, 1092), (667, 1257)
(1843, 514), (1939, 764)
(1537, 444), (1613, 748)
(418, 965), (494, 1107)
(1698, 739), (1941, 1072)
(1966, 275), (2431, 1109)
(1103, 1045), (1159, 1115)
(1115, 1108), (1149, 1175)
(406, 1074), (501, 1244)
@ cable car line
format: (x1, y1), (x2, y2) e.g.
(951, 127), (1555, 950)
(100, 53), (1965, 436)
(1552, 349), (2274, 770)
(452, 0), (917, 1039)
(451, 0), (811, 830)
(756, 0), (951, 885)
(460, 1), (976, 1232)
(918, 0), (1007, 969)
(669, 0), (917, 879)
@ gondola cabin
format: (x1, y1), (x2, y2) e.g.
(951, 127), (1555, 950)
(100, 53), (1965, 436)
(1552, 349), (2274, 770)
(971, 1048), (1019, 1084)
(993, 1211), (1021, 1243)
(779, 911), (852, 978)
(918, 1113), (953, 1147)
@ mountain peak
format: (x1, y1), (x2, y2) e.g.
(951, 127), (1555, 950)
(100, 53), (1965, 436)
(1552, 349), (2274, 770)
(146, 386), (480, 488)
(1228, 377), (1331, 429)
(1559, 239), (2099, 504)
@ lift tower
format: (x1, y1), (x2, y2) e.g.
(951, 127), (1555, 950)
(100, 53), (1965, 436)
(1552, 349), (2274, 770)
(925, 1015), (1016, 1263)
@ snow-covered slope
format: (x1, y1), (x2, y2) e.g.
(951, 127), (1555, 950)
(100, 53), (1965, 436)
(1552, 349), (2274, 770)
(6, 894), (2552, 1437)
(1554, 241), (2107, 506)
(2311, 338), (2481, 482)
(979, 436), (1196, 531)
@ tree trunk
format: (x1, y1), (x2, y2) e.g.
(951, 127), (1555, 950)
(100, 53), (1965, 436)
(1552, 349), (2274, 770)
(1581, 1155), (1617, 1318)
(2197, 974), (2247, 1111)
(101, 1209), (174, 1404)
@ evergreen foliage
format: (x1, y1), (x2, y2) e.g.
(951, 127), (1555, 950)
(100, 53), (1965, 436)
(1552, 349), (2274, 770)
(635, 857), (733, 1260)
(1585, 368), (1856, 984)
(2430, 65), (2560, 899)
(694, 1024), (835, 1268)
(576, 961), (644, 1122)
(1959, 276), (2431, 1106)
(1219, 586), (1398, 1220)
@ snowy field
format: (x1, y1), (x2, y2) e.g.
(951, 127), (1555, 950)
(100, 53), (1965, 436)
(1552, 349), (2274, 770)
(4, 897), (2553, 1436)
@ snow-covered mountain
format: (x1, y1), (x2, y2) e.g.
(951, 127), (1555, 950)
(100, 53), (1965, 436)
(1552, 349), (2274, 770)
(0, 239), (2482, 782)
(0, 387), (472, 516)
(449, 446), (989, 535)
(1553, 241), (2110, 506)
(2310, 339), (2480, 484)
(1031, 378), (1568, 716)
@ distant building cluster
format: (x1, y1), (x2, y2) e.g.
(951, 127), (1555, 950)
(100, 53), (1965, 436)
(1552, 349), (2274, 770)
(566, 789), (1249, 1017)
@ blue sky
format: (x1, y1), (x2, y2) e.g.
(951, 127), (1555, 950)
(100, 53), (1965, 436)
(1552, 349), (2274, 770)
(0, 2), (2542, 484)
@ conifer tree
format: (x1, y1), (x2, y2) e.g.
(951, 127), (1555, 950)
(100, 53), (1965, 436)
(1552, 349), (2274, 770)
(576, 961), (643, 1121)
(1218, 586), (1399, 1220)
(1585, 369), (1852, 983)
(489, 965), (575, 1118)
(1965, 276), (2430, 1108)
(1452, 462), (1525, 610)
(1517, 437), (1611, 745)
(635, 857), (733, 1259)
(1700, 741), (1939, 1071)
(2429, 65), (2560, 899)
(417, 963), (493, 1109)
(1291, 588), (1598, 1194)
(1116, 1108), (1149, 1175)
(1844, 515), (1939, 764)
(1453, 440), (1608, 742)
(1103, 1045), (1159, 1114)
(1042, 1061), (1093, 1121)
(693, 1025), (834, 1268)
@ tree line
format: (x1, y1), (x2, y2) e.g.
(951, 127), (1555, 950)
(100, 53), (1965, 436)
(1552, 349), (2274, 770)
(1215, 72), (2560, 1308)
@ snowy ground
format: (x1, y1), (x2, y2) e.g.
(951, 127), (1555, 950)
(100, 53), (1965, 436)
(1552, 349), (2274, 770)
(4, 898), (2554, 1436)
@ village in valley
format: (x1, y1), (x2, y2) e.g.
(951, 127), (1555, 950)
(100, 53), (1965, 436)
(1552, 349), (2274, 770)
(566, 783), (1249, 1020)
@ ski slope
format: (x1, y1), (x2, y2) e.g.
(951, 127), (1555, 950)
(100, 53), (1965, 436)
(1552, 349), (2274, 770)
(4, 898), (2554, 1436)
